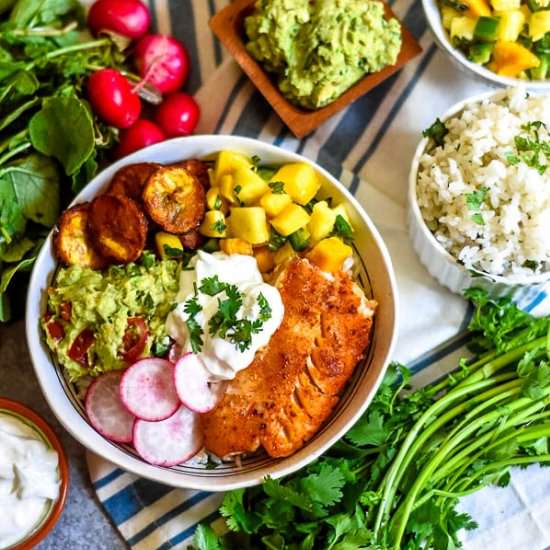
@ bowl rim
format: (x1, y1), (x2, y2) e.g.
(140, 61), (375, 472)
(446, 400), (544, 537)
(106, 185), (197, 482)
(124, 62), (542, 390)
(26, 134), (399, 491)
(0, 397), (69, 550)
(422, 0), (550, 90)
(408, 88), (550, 286)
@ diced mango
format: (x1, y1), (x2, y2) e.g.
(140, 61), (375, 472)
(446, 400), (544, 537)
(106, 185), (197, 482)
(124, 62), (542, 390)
(220, 238), (253, 256)
(497, 10), (526, 41)
(491, 40), (540, 76)
(206, 187), (226, 211)
(260, 191), (293, 217)
(332, 203), (351, 224)
(214, 150), (252, 182)
(199, 210), (227, 238)
(270, 163), (321, 205)
(451, 16), (478, 39)
(307, 237), (353, 273)
(442, 5), (460, 29)
(155, 232), (183, 260)
(233, 167), (269, 205)
(254, 246), (275, 273)
(229, 207), (270, 245)
(270, 204), (310, 237)
(491, 0), (520, 10)
(308, 201), (336, 243)
(520, 4), (531, 21)
(529, 10), (550, 40)
(465, 0), (491, 17)
(219, 174), (239, 205)
(273, 242), (297, 266)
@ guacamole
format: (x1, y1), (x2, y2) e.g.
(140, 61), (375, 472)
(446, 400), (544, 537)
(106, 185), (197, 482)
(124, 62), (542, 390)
(245, 0), (402, 109)
(43, 256), (180, 381)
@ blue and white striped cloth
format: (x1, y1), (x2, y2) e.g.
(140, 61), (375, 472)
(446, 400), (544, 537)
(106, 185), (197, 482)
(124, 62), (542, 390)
(86, 0), (550, 548)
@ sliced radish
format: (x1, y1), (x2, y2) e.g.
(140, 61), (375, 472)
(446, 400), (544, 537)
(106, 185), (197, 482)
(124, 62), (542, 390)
(174, 354), (226, 413)
(85, 371), (135, 443)
(119, 358), (179, 421)
(133, 405), (202, 466)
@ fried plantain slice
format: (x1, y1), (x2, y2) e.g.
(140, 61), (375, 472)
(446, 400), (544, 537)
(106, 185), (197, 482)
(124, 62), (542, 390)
(106, 163), (160, 203)
(142, 165), (206, 233)
(88, 195), (148, 263)
(175, 159), (210, 188)
(55, 204), (108, 269)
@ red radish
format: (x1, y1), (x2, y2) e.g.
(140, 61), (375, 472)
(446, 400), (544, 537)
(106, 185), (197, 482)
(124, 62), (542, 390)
(68, 328), (94, 366)
(119, 358), (179, 421)
(134, 34), (190, 94)
(116, 120), (165, 158)
(88, 69), (141, 129)
(88, 0), (151, 39)
(155, 93), (200, 137)
(133, 405), (202, 466)
(86, 372), (135, 443)
(174, 354), (225, 413)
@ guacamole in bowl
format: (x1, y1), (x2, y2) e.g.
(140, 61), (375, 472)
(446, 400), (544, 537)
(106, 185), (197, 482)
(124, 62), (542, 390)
(245, 0), (402, 109)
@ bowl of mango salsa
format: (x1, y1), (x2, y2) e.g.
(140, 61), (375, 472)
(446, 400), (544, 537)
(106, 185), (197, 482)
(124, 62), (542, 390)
(423, 0), (550, 87)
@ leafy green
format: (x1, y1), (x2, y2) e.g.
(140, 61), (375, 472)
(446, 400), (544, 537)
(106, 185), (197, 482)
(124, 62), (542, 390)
(192, 524), (221, 550)
(332, 214), (354, 243)
(29, 95), (95, 175)
(422, 118), (449, 146)
(465, 186), (489, 226)
(193, 288), (550, 549)
(506, 120), (550, 174)
(268, 181), (285, 194)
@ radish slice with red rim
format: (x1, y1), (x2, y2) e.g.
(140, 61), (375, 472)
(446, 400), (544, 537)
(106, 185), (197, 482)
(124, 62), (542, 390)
(174, 354), (226, 413)
(86, 371), (135, 443)
(133, 405), (202, 466)
(120, 358), (179, 421)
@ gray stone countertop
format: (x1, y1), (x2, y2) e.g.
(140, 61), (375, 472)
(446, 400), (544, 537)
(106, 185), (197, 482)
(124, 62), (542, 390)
(0, 320), (127, 550)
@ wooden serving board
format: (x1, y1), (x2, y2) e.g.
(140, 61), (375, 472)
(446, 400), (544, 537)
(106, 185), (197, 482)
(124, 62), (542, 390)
(209, 0), (422, 138)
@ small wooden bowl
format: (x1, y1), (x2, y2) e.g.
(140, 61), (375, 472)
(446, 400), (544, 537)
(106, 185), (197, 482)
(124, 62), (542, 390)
(210, 0), (422, 138)
(0, 398), (69, 550)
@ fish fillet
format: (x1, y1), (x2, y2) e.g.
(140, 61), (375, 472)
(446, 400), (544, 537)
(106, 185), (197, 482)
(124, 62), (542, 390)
(201, 258), (376, 458)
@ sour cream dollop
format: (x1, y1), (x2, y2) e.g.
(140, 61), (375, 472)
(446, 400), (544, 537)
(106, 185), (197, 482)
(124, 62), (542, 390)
(166, 251), (284, 380)
(0, 413), (60, 549)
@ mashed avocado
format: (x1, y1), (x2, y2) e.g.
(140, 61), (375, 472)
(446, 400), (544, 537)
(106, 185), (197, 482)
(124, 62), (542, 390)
(245, 0), (402, 109)
(43, 256), (180, 381)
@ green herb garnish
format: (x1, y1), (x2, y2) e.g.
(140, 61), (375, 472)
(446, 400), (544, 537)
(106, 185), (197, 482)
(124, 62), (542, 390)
(422, 118), (449, 147)
(465, 186), (489, 225)
(269, 181), (285, 194)
(506, 120), (550, 174)
(268, 229), (287, 251)
(183, 292), (203, 354)
(214, 196), (223, 210)
(211, 220), (227, 234)
(332, 214), (354, 243)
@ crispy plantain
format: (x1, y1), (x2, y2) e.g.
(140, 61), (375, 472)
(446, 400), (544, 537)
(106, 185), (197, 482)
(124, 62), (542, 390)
(106, 163), (160, 203)
(88, 195), (148, 263)
(142, 165), (206, 233)
(55, 204), (108, 269)
(175, 159), (210, 189)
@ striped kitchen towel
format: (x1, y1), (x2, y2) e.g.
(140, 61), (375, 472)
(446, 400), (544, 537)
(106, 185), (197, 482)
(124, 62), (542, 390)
(87, 0), (550, 548)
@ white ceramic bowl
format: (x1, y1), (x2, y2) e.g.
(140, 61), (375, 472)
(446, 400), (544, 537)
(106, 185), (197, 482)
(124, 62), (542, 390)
(423, 0), (550, 91)
(408, 89), (550, 301)
(26, 135), (398, 491)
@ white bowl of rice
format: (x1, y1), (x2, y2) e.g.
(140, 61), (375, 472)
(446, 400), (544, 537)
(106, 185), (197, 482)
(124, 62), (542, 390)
(408, 87), (550, 300)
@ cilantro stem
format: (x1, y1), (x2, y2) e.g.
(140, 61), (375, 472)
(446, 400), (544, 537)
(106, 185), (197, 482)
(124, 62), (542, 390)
(44, 38), (112, 60)
(11, 20), (78, 36)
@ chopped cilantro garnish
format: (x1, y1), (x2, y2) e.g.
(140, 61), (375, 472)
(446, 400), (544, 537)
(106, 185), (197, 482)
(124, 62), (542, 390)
(199, 275), (226, 296)
(332, 214), (354, 243)
(465, 187), (489, 225)
(269, 181), (285, 194)
(140, 250), (156, 268)
(163, 245), (183, 258)
(211, 220), (227, 234)
(183, 293), (203, 354)
(523, 259), (539, 270)
(422, 118), (448, 147)
(233, 185), (242, 195)
(214, 196), (223, 210)
(258, 292), (272, 322)
(506, 120), (550, 174)
(268, 229), (287, 251)
(251, 154), (261, 169)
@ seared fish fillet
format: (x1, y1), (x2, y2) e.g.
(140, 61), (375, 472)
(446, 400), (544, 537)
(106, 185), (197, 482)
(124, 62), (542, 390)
(201, 258), (376, 458)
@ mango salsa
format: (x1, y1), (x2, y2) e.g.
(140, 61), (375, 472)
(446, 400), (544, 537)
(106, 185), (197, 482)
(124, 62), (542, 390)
(220, 238), (253, 256)
(229, 207), (270, 244)
(308, 201), (336, 243)
(260, 191), (293, 217)
(200, 210), (228, 238)
(155, 232), (183, 260)
(307, 237), (353, 273)
(233, 167), (269, 205)
(271, 163), (321, 205)
(254, 246), (275, 273)
(214, 150), (252, 181)
(270, 204), (310, 237)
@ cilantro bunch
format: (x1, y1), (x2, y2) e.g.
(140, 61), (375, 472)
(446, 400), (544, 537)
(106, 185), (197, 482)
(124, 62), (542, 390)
(0, 0), (131, 321)
(193, 288), (550, 550)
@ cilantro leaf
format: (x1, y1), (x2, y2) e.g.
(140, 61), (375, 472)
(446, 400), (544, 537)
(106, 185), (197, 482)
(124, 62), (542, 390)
(219, 490), (261, 533)
(269, 181), (285, 194)
(199, 275), (225, 296)
(422, 118), (448, 147)
(192, 524), (220, 550)
(346, 410), (388, 447)
(211, 219), (226, 233)
(257, 292), (272, 322)
(300, 463), (345, 508)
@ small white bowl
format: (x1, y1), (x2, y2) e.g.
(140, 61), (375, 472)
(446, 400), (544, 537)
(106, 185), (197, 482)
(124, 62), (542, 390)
(423, 0), (550, 91)
(26, 135), (398, 491)
(408, 89), (550, 301)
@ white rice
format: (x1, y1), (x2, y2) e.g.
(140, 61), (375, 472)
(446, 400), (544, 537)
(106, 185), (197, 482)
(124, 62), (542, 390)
(417, 88), (550, 280)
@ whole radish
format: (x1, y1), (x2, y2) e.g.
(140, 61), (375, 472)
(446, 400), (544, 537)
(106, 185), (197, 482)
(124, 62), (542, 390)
(116, 119), (165, 158)
(88, 69), (141, 129)
(155, 93), (200, 137)
(134, 34), (190, 94)
(88, 0), (151, 39)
